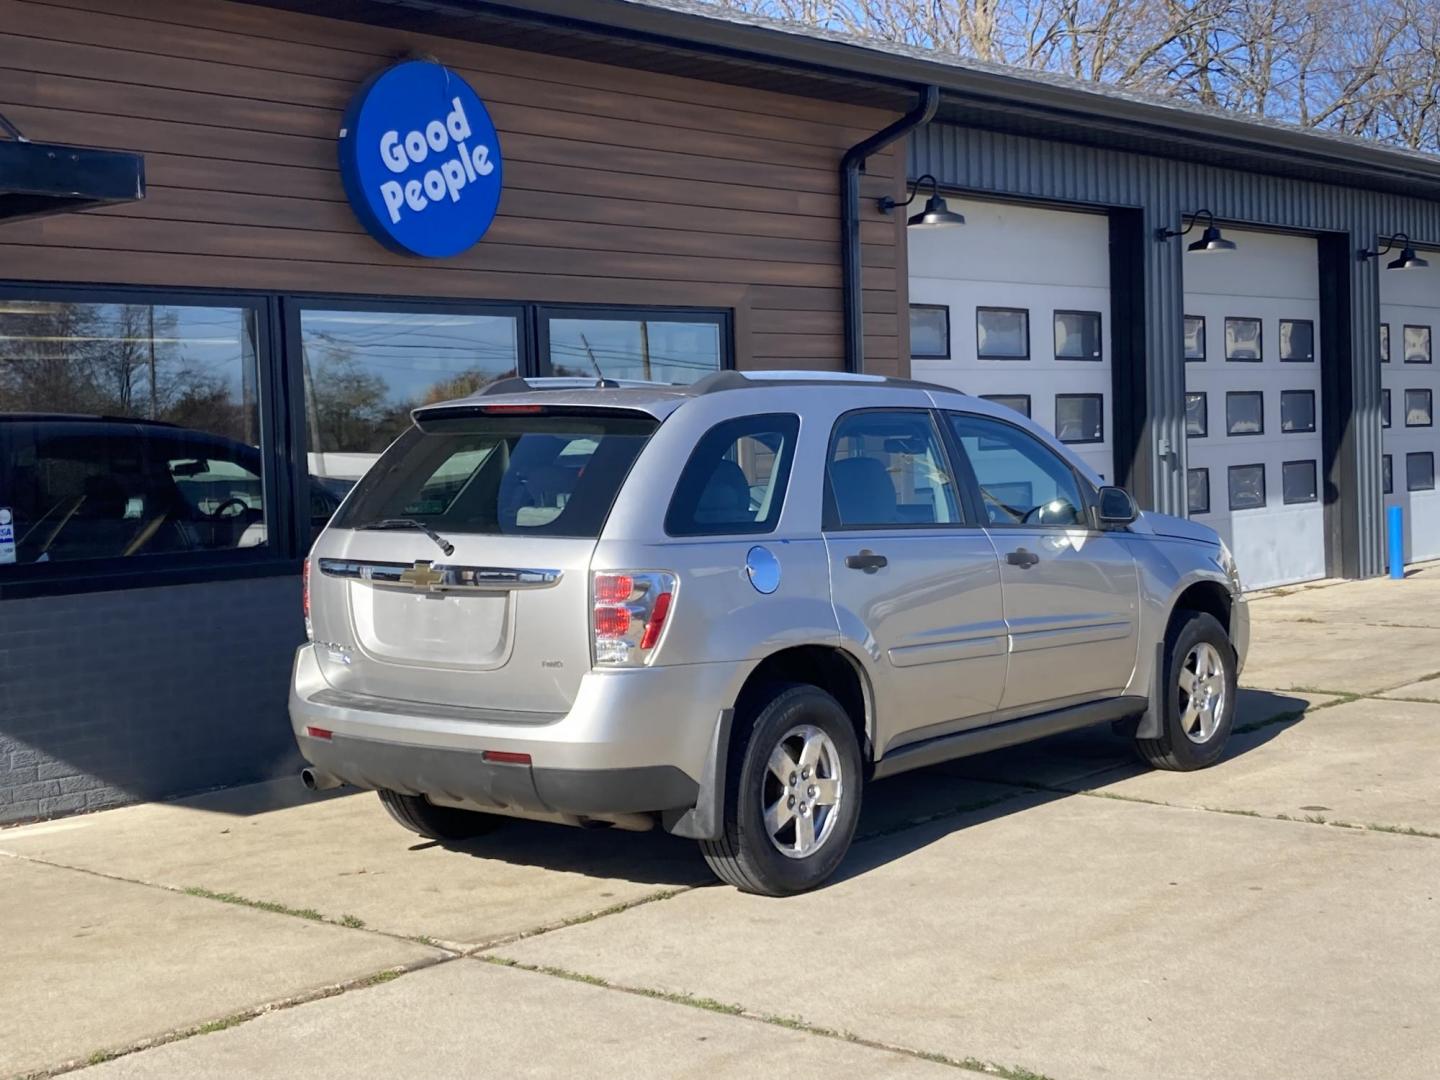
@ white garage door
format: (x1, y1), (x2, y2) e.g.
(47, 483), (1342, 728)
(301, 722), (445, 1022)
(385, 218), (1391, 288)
(1379, 262), (1440, 563)
(908, 201), (1114, 483)
(1184, 230), (1325, 589)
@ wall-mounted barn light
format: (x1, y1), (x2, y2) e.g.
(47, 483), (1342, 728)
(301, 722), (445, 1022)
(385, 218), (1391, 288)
(1359, 233), (1429, 270)
(878, 174), (965, 229)
(1156, 209), (1236, 253)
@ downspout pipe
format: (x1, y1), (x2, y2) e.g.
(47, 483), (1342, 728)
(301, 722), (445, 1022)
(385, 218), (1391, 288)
(841, 85), (939, 374)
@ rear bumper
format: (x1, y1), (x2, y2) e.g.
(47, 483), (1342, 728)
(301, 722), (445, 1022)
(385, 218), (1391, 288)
(289, 644), (746, 814)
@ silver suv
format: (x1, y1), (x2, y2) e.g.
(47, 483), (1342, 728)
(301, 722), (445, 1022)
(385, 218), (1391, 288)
(292, 372), (1248, 896)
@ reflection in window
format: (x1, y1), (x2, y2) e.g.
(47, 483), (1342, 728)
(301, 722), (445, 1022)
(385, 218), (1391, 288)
(1282, 460), (1318, 504)
(827, 411), (959, 527)
(1225, 317), (1263, 361)
(1280, 319), (1314, 361)
(1383, 388), (1391, 428)
(1054, 311), (1102, 360)
(666, 414), (799, 536)
(1404, 325), (1431, 363)
(909, 305), (949, 359)
(1188, 467), (1210, 515)
(300, 308), (519, 502)
(1055, 394), (1103, 444)
(546, 314), (722, 384)
(1381, 324), (1390, 363)
(1405, 388), (1433, 426)
(1407, 452), (1435, 491)
(1383, 454), (1393, 495)
(980, 394), (1030, 418)
(1226, 391), (1264, 435)
(1185, 392), (1207, 437)
(1281, 390), (1315, 433)
(976, 308), (1029, 359)
(949, 413), (1086, 527)
(0, 298), (268, 564)
(1228, 464), (1266, 510)
(1184, 316), (1206, 361)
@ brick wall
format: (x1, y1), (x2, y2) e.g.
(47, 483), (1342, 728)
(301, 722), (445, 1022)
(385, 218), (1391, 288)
(0, 575), (303, 824)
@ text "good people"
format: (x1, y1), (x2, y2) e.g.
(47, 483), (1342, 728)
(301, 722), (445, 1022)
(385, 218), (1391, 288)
(377, 97), (496, 225)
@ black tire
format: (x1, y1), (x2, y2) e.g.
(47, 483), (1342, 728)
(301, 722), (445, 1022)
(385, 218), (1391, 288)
(1136, 610), (1238, 771)
(377, 790), (503, 841)
(700, 683), (863, 897)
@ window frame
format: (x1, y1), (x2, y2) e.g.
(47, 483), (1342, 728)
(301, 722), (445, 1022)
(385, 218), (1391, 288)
(821, 408), (970, 532)
(1381, 323), (1391, 363)
(1187, 467), (1211, 515)
(1408, 451), (1436, 492)
(975, 306), (1030, 361)
(0, 282), (289, 599)
(1224, 316), (1264, 362)
(1053, 309), (1103, 362)
(1404, 387), (1434, 428)
(942, 410), (1100, 532)
(908, 303), (951, 360)
(1278, 318), (1315, 362)
(534, 304), (733, 382)
(1403, 324), (1432, 364)
(1383, 454), (1394, 496)
(663, 412), (800, 537)
(1054, 393), (1105, 445)
(1281, 459), (1319, 505)
(1228, 463), (1268, 511)
(1280, 389), (1317, 434)
(1226, 390), (1265, 437)
(1382, 388), (1392, 429)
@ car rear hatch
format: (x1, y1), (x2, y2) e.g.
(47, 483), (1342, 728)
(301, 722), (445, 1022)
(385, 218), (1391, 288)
(307, 404), (659, 717)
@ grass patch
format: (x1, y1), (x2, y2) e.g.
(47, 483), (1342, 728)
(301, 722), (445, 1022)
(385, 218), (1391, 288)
(183, 886), (324, 922)
(1365, 822), (1440, 839)
(85, 1050), (119, 1066)
(339, 914), (366, 929)
(361, 969), (404, 987)
(194, 1014), (247, 1036)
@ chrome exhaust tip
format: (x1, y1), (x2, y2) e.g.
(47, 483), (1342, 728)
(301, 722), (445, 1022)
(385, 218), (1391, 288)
(300, 766), (343, 792)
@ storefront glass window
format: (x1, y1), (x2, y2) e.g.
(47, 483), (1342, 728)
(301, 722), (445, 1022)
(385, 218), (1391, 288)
(299, 308), (520, 508)
(0, 298), (267, 566)
(544, 313), (724, 384)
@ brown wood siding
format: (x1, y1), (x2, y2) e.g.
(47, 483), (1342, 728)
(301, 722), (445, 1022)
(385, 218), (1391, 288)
(0, 0), (910, 376)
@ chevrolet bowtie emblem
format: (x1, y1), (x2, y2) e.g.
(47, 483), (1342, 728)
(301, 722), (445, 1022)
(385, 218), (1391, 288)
(398, 560), (446, 590)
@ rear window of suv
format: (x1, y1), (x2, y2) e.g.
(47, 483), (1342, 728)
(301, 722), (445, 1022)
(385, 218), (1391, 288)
(335, 409), (658, 538)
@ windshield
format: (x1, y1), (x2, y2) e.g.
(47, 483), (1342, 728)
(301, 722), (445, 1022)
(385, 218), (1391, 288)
(334, 410), (658, 539)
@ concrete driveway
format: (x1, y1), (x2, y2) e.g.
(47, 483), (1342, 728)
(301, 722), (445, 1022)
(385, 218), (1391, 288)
(4, 565), (1440, 1080)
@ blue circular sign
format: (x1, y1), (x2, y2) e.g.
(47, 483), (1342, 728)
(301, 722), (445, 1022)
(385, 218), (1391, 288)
(338, 61), (504, 258)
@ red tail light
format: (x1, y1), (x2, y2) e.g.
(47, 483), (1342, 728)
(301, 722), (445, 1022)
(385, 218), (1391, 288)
(302, 559), (313, 640)
(591, 571), (676, 666)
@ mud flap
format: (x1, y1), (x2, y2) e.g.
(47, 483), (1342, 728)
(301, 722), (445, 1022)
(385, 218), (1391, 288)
(1132, 641), (1167, 739)
(663, 708), (733, 840)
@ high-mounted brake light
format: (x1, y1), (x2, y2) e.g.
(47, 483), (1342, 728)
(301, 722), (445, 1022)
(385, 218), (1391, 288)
(591, 571), (676, 666)
(482, 404), (544, 415)
(302, 559), (313, 640)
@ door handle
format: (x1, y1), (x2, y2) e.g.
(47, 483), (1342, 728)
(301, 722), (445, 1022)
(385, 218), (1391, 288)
(1006, 547), (1040, 569)
(844, 550), (888, 573)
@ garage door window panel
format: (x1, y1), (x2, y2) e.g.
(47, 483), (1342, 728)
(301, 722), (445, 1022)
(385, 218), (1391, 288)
(1228, 464), (1266, 510)
(1281, 390), (1316, 433)
(979, 394), (1031, 419)
(1188, 467), (1210, 514)
(1404, 325), (1431, 364)
(948, 413), (1088, 528)
(1054, 311), (1102, 360)
(1055, 394), (1104, 444)
(1282, 460), (1318, 505)
(976, 308), (1029, 360)
(1184, 316), (1206, 361)
(824, 411), (961, 529)
(1225, 317), (1263, 361)
(1279, 319), (1315, 362)
(909, 305), (950, 359)
(1381, 324), (1391, 363)
(1384, 454), (1393, 495)
(1408, 452), (1435, 492)
(1382, 389), (1392, 428)
(1185, 392), (1208, 437)
(1226, 391), (1265, 436)
(1405, 388), (1433, 427)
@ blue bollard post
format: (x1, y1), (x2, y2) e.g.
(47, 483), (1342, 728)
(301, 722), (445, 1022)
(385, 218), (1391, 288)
(1388, 504), (1405, 580)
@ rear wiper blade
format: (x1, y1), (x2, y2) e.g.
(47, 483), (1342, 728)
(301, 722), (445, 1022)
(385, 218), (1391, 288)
(360, 518), (455, 556)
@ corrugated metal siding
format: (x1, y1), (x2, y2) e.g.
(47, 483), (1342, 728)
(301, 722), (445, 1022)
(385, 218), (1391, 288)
(912, 125), (1440, 578)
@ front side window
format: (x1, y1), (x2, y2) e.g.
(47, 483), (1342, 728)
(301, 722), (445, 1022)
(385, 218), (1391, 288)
(335, 411), (656, 538)
(949, 413), (1087, 527)
(666, 414), (799, 536)
(825, 411), (960, 528)
(0, 298), (268, 567)
(544, 311), (724, 384)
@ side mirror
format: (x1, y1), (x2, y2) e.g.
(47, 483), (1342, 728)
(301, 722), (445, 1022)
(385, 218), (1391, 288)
(1096, 485), (1138, 526)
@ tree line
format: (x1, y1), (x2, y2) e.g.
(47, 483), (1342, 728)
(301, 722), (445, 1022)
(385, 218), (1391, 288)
(705, 0), (1440, 153)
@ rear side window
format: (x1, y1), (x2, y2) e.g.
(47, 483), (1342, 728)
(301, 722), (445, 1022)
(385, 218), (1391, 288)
(665, 413), (799, 536)
(335, 410), (657, 538)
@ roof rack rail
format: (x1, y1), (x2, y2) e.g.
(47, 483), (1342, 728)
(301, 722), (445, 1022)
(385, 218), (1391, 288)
(690, 369), (957, 395)
(476, 376), (679, 396)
